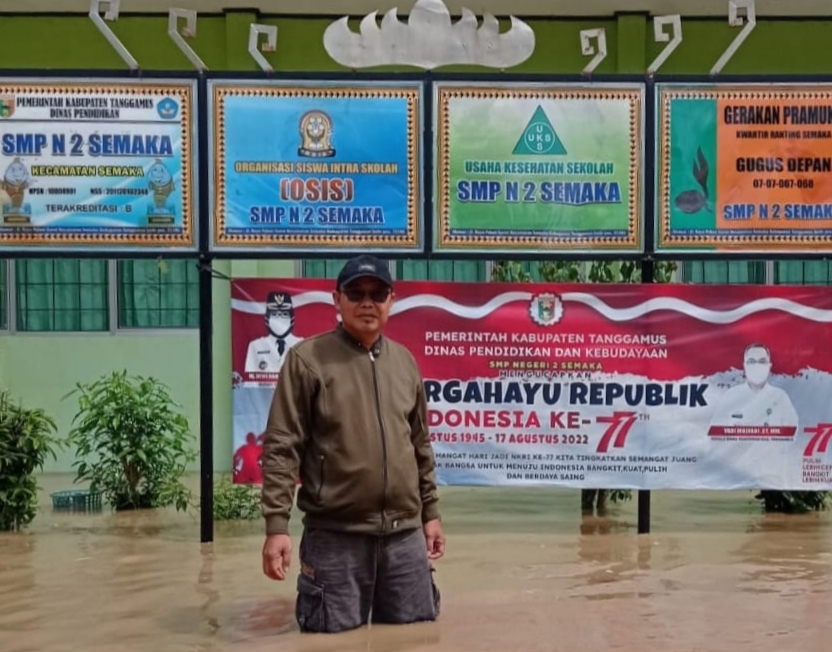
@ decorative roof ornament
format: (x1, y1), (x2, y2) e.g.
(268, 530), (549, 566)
(710, 0), (756, 75)
(168, 8), (208, 71)
(322, 0), (536, 70)
(249, 24), (278, 72)
(89, 0), (138, 70)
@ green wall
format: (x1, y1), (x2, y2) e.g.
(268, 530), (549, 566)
(2, 12), (832, 73)
(0, 12), (829, 475)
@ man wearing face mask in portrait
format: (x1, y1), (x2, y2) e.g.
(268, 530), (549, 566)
(708, 343), (799, 429)
(245, 292), (304, 374)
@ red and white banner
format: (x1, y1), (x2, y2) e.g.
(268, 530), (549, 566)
(230, 278), (832, 490)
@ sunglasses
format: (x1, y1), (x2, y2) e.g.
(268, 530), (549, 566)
(341, 287), (390, 303)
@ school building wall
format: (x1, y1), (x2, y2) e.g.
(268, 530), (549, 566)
(0, 11), (829, 474)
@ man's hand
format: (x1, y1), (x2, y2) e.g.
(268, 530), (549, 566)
(262, 534), (292, 580)
(423, 519), (445, 560)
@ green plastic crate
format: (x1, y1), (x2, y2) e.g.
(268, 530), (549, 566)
(50, 489), (103, 512)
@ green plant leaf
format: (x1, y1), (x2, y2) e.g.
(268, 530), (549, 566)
(64, 371), (196, 512)
(210, 476), (262, 521)
(0, 389), (60, 531)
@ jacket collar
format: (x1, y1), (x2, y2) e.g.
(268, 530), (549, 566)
(336, 323), (384, 356)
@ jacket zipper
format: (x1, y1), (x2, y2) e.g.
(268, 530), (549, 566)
(369, 349), (388, 534)
(316, 455), (325, 503)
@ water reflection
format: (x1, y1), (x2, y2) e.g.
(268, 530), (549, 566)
(198, 545), (221, 636)
(735, 513), (832, 587)
(0, 533), (38, 636)
(2, 475), (832, 651)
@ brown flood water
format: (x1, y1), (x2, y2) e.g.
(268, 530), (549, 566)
(2, 474), (832, 652)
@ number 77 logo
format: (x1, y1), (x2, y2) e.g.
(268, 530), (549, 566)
(804, 424), (832, 457)
(595, 412), (638, 453)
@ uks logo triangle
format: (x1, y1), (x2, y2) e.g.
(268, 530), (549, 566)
(512, 105), (567, 156)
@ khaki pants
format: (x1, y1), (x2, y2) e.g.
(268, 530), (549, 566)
(295, 526), (441, 634)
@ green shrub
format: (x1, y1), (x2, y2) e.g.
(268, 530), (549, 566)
(66, 371), (196, 512)
(0, 390), (60, 531)
(213, 477), (262, 521)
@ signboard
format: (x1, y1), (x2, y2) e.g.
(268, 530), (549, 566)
(209, 80), (423, 253)
(657, 83), (832, 253)
(433, 82), (644, 255)
(230, 278), (832, 491)
(0, 78), (197, 251)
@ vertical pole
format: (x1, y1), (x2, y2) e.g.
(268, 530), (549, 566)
(637, 487), (652, 534)
(638, 77), (657, 536)
(637, 260), (653, 536)
(199, 255), (214, 543)
(423, 74), (433, 261)
(197, 75), (214, 544)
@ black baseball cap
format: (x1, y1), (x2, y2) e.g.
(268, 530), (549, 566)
(336, 255), (393, 289)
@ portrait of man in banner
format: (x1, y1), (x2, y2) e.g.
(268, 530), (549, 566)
(244, 291), (304, 374)
(708, 343), (799, 430)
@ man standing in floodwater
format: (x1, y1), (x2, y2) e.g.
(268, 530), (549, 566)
(260, 254), (445, 634)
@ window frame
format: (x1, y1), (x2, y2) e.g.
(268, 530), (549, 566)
(6, 258), (201, 335)
(9, 258), (111, 335)
(114, 259), (200, 332)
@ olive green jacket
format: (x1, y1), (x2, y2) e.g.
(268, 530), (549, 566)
(261, 326), (440, 536)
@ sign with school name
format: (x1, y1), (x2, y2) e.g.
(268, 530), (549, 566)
(657, 83), (832, 253)
(433, 82), (644, 255)
(0, 78), (197, 251)
(209, 80), (423, 253)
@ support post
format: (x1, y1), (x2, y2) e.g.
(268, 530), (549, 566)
(199, 253), (214, 543)
(637, 79), (658, 536)
(196, 75), (214, 544)
(637, 256), (653, 535)
(637, 486), (652, 535)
